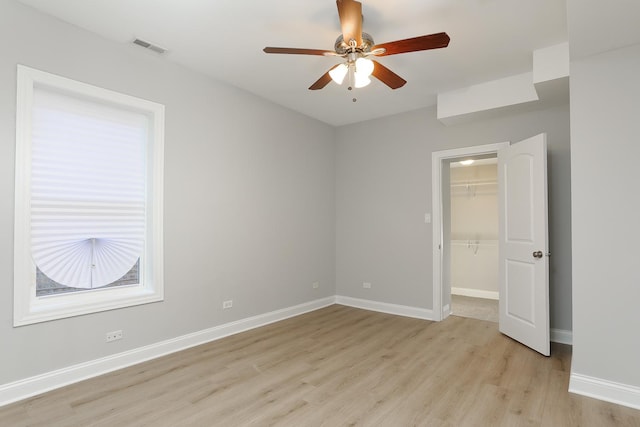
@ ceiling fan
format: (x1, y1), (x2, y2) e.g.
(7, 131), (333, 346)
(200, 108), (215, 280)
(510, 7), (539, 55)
(263, 0), (450, 91)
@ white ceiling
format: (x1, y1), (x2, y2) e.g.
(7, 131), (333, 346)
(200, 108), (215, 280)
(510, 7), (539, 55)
(18, 0), (568, 126)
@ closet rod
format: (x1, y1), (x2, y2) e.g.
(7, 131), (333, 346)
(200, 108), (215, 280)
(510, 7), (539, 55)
(451, 240), (498, 246)
(450, 180), (497, 188)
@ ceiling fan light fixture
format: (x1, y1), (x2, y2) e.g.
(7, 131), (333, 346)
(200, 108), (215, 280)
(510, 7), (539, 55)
(354, 71), (371, 88)
(355, 57), (374, 77)
(329, 63), (349, 85)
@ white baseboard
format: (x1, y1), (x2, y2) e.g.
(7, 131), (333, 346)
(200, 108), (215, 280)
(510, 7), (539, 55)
(550, 328), (573, 345)
(451, 287), (499, 300)
(0, 296), (335, 407)
(335, 295), (434, 320)
(569, 372), (640, 410)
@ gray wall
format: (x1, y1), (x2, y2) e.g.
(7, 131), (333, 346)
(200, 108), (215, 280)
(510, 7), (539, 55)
(570, 43), (640, 387)
(335, 104), (572, 331)
(0, 1), (336, 384)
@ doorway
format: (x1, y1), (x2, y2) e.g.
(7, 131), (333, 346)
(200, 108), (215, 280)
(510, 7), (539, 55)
(449, 156), (498, 322)
(431, 142), (508, 321)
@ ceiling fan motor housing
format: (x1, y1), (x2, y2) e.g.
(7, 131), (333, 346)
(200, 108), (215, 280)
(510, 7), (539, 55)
(334, 32), (375, 54)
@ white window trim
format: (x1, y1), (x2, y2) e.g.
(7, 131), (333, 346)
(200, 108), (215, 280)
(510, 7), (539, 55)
(14, 65), (164, 326)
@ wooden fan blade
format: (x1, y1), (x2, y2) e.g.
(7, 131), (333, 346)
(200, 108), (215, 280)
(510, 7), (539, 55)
(372, 32), (450, 56)
(309, 65), (340, 90)
(336, 0), (363, 46)
(371, 60), (407, 89)
(263, 47), (335, 56)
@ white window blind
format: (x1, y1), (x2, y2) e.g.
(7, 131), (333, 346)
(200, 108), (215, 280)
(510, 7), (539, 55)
(30, 86), (148, 289)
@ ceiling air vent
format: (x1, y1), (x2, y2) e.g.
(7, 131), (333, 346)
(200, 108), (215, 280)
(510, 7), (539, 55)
(132, 38), (167, 54)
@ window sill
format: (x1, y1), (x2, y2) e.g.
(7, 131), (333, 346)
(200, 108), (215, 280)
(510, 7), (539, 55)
(14, 285), (163, 327)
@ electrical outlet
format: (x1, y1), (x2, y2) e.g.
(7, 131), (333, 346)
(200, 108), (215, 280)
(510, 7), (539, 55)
(363, 282), (372, 289)
(312, 282), (319, 289)
(106, 330), (123, 342)
(222, 300), (233, 309)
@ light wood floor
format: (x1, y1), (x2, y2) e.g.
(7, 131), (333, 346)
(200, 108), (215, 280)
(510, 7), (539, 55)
(2, 305), (639, 426)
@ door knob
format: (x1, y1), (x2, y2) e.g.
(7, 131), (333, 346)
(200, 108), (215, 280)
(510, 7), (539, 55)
(533, 251), (543, 259)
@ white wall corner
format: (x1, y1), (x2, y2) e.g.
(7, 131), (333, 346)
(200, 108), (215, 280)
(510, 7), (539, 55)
(335, 295), (434, 320)
(569, 372), (640, 410)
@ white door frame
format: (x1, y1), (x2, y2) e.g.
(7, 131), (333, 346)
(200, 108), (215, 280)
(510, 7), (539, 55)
(431, 142), (509, 321)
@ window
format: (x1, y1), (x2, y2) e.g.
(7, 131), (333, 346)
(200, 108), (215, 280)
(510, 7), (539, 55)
(14, 65), (164, 326)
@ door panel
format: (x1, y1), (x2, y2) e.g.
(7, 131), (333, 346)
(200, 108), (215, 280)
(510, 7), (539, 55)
(505, 260), (535, 325)
(498, 133), (550, 356)
(505, 154), (534, 242)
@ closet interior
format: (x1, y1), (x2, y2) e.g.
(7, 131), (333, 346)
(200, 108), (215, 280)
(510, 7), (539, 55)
(449, 157), (499, 322)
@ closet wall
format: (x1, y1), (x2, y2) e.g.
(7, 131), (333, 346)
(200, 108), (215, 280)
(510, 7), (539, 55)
(450, 162), (498, 297)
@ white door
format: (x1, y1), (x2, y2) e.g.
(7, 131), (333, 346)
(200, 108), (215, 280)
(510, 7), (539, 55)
(498, 133), (550, 356)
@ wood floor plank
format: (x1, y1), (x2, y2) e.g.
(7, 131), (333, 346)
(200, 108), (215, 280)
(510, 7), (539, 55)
(2, 305), (639, 426)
